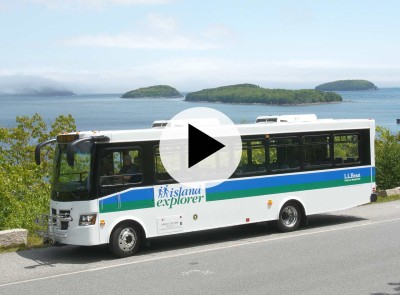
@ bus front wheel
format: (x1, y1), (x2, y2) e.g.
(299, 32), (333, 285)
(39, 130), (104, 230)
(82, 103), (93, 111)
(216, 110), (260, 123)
(276, 201), (302, 232)
(109, 223), (142, 258)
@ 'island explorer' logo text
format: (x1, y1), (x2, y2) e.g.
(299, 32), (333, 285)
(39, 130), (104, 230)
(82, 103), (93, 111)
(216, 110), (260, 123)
(154, 183), (206, 209)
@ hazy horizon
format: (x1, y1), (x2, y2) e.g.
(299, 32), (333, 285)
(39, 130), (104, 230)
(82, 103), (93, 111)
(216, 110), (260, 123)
(1, 74), (399, 96)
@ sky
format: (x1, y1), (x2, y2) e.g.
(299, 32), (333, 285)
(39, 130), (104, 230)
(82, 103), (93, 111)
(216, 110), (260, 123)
(0, 0), (399, 93)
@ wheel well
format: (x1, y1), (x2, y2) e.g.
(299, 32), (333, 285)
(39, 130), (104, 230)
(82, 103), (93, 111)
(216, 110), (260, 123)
(282, 199), (307, 225)
(110, 220), (146, 242)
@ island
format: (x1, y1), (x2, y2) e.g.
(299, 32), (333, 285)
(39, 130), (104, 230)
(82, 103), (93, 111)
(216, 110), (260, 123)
(24, 87), (75, 96)
(121, 85), (183, 98)
(315, 80), (378, 91)
(185, 84), (342, 105)
(0, 87), (75, 96)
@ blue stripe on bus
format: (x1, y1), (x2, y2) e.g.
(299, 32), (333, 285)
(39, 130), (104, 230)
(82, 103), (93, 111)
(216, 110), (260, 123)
(101, 188), (153, 205)
(102, 196), (118, 205)
(100, 166), (373, 207)
(120, 188), (153, 203)
(207, 167), (372, 194)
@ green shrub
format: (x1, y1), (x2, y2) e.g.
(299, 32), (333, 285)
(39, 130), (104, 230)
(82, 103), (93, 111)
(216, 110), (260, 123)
(0, 114), (76, 233)
(375, 127), (400, 190)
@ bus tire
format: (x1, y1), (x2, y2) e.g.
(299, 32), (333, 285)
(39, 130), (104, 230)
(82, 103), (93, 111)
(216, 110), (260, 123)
(109, 223), (142, 258)
(276, 201), (302, 232)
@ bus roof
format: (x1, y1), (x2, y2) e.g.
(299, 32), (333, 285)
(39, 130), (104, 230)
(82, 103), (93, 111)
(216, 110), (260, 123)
(255, 114), (317, 123)
(65, 117), (375, 144)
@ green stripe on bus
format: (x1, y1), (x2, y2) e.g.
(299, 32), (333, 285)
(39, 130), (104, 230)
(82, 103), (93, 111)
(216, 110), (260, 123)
(100, 199), (154, 213)
(207, 176), (371, 202)
(100, 203), (119, 213)
(99, 176), (371, 213)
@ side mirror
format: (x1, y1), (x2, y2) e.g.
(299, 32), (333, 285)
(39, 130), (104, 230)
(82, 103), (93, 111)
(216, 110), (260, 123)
(35, 139), (57, 165)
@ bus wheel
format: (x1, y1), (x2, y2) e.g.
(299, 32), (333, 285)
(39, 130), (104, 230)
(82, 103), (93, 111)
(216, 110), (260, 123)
(109, 223), (142, 258)
(276, 201), (302, 232)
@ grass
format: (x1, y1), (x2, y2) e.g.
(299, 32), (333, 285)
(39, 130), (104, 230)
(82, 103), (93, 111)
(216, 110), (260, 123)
(0, 234), (47, 254)
(376, 194), (400, 203)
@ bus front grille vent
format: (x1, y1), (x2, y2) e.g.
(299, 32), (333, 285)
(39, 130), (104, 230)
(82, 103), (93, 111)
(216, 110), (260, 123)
(59, 210), (71, 230)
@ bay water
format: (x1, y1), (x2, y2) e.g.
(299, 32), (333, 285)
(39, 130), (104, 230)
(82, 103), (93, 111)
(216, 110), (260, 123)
(1, 88), (399, 133)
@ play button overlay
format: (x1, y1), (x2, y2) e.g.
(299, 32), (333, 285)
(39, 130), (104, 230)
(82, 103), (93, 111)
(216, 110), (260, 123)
(188, 124), (225, 168)
(159, 107), (242, 188)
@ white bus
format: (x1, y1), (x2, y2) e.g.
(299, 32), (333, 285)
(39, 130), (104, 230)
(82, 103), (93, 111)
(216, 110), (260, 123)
(35, 114), (377, 257)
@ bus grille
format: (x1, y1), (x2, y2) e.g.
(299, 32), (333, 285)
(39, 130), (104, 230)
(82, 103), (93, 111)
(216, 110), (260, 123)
(50, 209), (71, 230)
(59, 210), (70, 230)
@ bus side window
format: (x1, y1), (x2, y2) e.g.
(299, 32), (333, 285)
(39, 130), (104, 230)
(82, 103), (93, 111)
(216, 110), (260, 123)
(236, 140), (266, 175)
(99, 147), (143, 187)
(302, 135), (332, 169)
(269, 137), (300, 172)
(154, 147), (174, 182)
(334, 134), (360, 166)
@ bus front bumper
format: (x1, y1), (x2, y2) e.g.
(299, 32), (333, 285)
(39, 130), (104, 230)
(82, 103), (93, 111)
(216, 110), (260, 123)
(35, 214), (100, 246)
(35, 214), (71, 245)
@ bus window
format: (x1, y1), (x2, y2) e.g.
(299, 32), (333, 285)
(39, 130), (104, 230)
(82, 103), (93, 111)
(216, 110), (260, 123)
(236, 140), (266, 175)
(302, 135), (332, 169)
(99, 147), (143, 187)
(154, 146), (174, 182)
(269, 137), (300, 172)
(334, 134), (360, 165)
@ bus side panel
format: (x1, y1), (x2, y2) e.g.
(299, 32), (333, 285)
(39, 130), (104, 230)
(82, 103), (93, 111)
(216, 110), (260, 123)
(98, 165), (374, 241)
(292, 183), (372, 216)
(98, 183), (372, 242)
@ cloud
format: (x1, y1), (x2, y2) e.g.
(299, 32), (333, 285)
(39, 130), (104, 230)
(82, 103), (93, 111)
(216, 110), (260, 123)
(202, 24), (237, 41)
(280, 3), (316, 26)
(17, 0), (172, 10)
(65, 32), (220, 50)
(0, 74), (72, 95)
(64, 13), (231, 50)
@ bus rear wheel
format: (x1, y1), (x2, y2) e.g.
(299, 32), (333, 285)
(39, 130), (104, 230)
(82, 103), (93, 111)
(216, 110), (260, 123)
(276, 201), (302, 232)
(109, 223), (142, 258)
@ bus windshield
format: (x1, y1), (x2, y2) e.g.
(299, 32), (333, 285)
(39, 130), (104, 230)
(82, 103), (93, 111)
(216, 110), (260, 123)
(51, 142), (92, 201)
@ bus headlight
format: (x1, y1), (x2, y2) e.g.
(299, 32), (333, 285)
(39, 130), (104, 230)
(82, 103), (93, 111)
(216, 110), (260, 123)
(79, 214), (97, 226)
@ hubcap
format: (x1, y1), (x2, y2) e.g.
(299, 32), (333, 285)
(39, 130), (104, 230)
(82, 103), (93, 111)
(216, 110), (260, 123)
(281, 206), (298, 227)
(118, 227), (137, 252)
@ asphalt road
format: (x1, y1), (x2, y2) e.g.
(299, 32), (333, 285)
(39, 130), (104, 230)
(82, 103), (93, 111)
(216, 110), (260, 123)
(1, 201), (400, 295)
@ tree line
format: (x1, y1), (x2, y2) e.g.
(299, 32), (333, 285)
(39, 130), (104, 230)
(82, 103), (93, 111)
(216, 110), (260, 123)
(315, 80), (378, 91)
(121, 85), (183, 98)
(185, 84), (342, 105)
